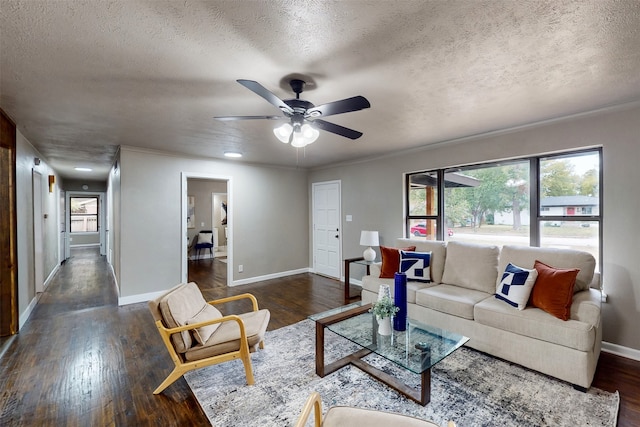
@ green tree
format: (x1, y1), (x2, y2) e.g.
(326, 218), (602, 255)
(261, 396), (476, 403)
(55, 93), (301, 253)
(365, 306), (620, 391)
(444, 187), (470, 227)
(503, 164), (530, 230)
(461, 167), (511, 229)
(579, 168), (599, 197)
(540, 159), (579, 197)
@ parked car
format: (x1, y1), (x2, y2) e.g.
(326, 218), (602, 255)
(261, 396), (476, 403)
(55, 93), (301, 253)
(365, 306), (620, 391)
(410, 223), (453, 237)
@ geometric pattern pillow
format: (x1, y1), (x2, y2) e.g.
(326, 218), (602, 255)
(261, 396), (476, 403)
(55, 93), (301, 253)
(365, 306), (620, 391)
(399, 250), (432, 282)
(495, 263), (538, 310)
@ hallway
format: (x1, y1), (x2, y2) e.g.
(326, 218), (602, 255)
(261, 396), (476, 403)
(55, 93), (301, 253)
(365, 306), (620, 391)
(0, 247), (208, 426)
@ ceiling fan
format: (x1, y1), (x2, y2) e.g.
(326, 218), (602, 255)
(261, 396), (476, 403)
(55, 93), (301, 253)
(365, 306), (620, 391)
(214, 79), (371, 147)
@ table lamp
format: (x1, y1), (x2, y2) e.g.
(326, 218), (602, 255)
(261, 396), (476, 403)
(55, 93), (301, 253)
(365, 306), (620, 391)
(360, 230), (379, 262)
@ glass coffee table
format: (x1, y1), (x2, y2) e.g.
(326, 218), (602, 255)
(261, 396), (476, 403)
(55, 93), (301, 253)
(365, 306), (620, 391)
(309, 302), (469, 406)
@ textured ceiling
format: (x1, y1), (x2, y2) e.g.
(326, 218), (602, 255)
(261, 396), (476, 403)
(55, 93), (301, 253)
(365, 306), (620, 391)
(2, 0), (640, 180)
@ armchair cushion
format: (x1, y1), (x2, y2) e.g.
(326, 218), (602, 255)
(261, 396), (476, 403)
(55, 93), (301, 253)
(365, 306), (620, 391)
(158, 282), (208, 352)
(185, 309), (270, 361)
(187, 304), (223, 345)
(323, 406), (439, 426)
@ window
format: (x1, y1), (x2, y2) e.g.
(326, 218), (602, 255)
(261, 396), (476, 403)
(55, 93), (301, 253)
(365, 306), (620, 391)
(406, 171), (439, 239)
(405, 148), (602, 270)
(444, 160), (530, 247)
(538, 151), (601, 267)
(70, 197), (98, 232)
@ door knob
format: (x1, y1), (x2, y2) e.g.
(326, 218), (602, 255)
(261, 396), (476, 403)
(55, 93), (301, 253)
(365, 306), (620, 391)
(335, 234), (339, 238)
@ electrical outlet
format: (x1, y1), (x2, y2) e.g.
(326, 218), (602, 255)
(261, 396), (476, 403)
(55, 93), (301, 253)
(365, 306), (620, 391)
(238, 264), (243, 273)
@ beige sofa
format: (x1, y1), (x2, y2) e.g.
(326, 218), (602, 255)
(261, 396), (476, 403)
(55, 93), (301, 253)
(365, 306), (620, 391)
(361, 239), (602, 390)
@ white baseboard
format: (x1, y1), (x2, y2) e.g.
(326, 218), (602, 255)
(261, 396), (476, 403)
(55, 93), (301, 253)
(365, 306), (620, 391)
(42, 263), (60, 291)
(19, 294), (40, 330)
(601, 341), (640, 361)
(118, 289), (167, 306)
(231, 267), (311, 287)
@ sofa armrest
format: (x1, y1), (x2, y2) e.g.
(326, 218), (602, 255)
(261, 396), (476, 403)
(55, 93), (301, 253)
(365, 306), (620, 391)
(570, 288), (601, 327)
(369, 262), (382, 278)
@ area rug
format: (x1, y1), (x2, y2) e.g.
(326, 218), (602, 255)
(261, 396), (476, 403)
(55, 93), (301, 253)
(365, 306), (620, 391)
(185, 319), (619, 427)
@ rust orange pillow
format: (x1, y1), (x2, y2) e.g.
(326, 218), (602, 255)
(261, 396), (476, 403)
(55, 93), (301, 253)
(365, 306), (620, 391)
(379, 245), (416, 278)
(530, 260), (579, 321)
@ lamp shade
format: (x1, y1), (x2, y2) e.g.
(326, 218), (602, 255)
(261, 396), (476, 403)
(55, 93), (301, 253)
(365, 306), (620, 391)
(360, 230), (379, 246)
(360, 230), (379, 261)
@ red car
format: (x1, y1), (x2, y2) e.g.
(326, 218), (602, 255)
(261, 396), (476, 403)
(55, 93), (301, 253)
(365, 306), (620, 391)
(410, 223), (453, 237)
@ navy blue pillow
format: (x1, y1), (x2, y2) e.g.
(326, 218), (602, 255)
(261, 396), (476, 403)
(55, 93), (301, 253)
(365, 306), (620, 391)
(399, 251), (432, 282)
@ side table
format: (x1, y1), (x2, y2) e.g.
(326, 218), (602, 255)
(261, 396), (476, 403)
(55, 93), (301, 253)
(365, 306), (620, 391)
(343, 257), (377, 303)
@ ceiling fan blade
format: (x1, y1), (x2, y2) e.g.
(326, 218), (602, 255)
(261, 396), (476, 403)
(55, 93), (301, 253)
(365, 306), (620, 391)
(312, 119), (363, 140)
(306, 96), (370, 118)
(214, 115), (284, 121)
(237, 79), (294, 114)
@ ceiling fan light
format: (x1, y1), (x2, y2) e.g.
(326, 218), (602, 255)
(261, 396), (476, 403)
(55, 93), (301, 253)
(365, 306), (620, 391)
(273, 122), (293, 143)
(291, 134), (307, 148)
(300, 123), (319, 144)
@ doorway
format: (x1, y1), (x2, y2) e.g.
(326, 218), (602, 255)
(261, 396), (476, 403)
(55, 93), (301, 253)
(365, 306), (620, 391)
(181, 172), (232, 286)
(312, 180), (341, 279)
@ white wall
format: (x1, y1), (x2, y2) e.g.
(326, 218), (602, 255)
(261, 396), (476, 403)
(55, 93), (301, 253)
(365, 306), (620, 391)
(118, 147), (309, 299)
(15, 130), (60, 323)
(309, 103), (640, 352)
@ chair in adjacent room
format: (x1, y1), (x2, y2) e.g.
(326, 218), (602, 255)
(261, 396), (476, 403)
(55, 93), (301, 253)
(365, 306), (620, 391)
(295, 392), (455, 427)
(194, 230), (214, 260)
(148, 282), (270, 394)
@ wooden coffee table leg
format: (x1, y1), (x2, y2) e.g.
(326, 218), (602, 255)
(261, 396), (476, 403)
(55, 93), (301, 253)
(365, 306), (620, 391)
(420, 369), (431, 405)
(315, 320), (325, 376)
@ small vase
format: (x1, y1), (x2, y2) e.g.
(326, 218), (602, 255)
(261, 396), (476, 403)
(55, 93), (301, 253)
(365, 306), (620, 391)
(377, 316), (392, 336)
(377, 284), (391, 302)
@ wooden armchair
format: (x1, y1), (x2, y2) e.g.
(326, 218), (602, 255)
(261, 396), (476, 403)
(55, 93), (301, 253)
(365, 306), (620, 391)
(148, 282), (270, 395)
(295, 392), (455, 427)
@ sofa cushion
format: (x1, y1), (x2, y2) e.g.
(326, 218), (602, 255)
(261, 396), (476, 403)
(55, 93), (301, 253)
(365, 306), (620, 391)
(379, 245), (416, 278)
(159, 282), (208, 352)
(399, 250), (431, 282)
(395, 239), (447, 284)
(415, 284), (492, 320)
(186, 303), (223, 345)
(184, 309), (270, 361)
(495, 263), (538, 310)
(498, 245), (595, 293)
(530, 260), (579, 321)
(441, 241), (499, 293)
(362, 274), (434, 304)
(474, 296), (595, 352)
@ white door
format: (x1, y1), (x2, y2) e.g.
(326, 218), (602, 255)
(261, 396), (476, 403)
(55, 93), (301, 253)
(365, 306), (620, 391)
(32, 171), (44, 292)
(313, 181), (341, 278)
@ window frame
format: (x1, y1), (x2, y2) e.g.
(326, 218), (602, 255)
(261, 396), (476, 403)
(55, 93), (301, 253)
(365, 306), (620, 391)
(405, 148), (602, 272)
(69, 196), (99, 233)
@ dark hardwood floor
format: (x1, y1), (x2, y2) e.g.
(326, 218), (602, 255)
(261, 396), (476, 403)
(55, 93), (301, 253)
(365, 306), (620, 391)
(0, 248), (638, 426)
